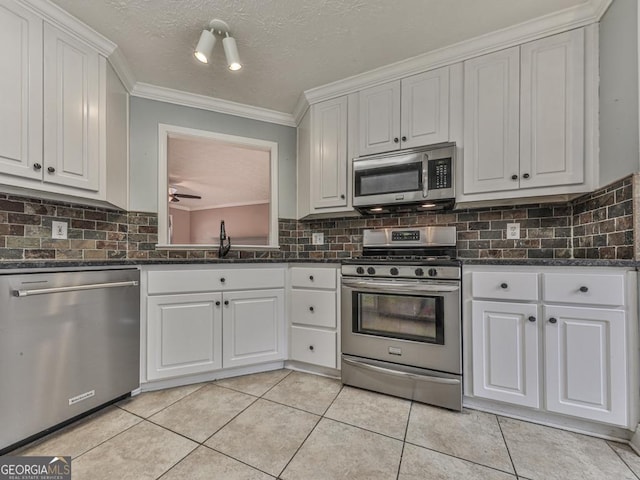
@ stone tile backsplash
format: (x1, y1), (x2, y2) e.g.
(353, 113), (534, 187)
(0, 174), (636, 261)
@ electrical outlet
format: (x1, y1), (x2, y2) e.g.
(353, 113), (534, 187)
(52, 220), (68, 239)
(311, 232), (324, 245)
(506, 223), (520, 240)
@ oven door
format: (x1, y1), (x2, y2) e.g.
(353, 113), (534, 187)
(341, 277), (461, 374)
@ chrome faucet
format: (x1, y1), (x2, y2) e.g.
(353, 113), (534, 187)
(218, 220), (231, 258)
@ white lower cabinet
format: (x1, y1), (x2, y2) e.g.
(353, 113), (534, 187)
(290, 326), (337, 369)
(472, 301), (539, 408)
(147, 293), (223, 380)
(544, 305), (627, 425)
(144, 266), (286, 382)
(288, 266), (340, 369)
(466, 266), (636, 428)
(222, 289), (285, 368)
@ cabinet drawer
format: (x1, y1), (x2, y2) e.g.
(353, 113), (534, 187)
(543, 273), (625, 306)
(291, 326), (337, 369)
(291, 267), (336, 289)
(291, 289), (336, 328)
(471, 271), (539, 301)
(148, 268), (285, 294)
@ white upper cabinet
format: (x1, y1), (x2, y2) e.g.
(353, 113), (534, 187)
(520, 28), (584, 189)
(462, 27), (591, 201)
(311, 96), (348, 208)
(359, 81), (401, 156)
(401, 68), (450, 149)
(43, 23), (100, 192)
(463, 46), (520, 194)
(0, 0), (43, 181)
(0, 2), (128, 209)
(297, 94), (357, 218)
(358, 66), (451, 156)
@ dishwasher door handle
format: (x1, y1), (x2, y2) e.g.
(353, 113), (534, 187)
(13, 280), (139, 297)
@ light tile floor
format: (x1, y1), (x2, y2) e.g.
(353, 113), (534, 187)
(10, 369), (640, 480)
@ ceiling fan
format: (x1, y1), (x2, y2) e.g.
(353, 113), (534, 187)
(168, 186), (202, 203)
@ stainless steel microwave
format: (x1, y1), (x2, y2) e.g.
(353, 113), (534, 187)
(352, 143), (456, 211)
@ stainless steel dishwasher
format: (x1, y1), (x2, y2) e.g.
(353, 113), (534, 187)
(0, 267), (140, 453)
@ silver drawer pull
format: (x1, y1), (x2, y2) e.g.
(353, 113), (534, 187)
(14, 281), (139, 297)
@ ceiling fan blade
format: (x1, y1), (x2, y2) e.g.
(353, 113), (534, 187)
(169, 196), (179, 202)
(173, 193), (202, 199)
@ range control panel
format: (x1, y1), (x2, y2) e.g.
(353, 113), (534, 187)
(391, 230), (420, 242)
(341, 264), (461, 280)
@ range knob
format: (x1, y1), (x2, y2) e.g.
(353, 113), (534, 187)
(390, 267), (399, 276)
(428, 268), (438, 277)
(367, 267), (376, 275)
(356, 267), (365, 274)
(415, 268), (424, 277)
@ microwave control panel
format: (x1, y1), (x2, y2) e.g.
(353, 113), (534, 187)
(427, 158), (452, 190)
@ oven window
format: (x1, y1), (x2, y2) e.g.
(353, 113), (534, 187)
(355, 162), (422, 196)
(353, 292), (444, 344)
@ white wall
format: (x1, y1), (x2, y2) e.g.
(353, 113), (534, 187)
(599, 0), (640, 185)
(129, 97), (297, 218)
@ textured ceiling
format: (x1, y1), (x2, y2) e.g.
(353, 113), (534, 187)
(168, 134), (270, 211)
(49, 0), (587, 113)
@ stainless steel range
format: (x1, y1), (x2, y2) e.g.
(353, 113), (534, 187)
(341, 226), (462, 410)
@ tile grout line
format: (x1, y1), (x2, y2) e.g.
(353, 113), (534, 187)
(116, 381), (209, 419)
(604, 441), (640, 480)
(153, 374), (294, 479)
(495, 414), (519, 478)
(129, 371), (295, 479)
(395, 400), (414, 480)
(275, 382), (345, 479)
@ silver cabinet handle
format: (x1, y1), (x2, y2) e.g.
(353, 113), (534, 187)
(342, 357), (460, 385)
(14, 280), (139, 297)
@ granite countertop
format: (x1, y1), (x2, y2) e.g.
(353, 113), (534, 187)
(459, 258), (639, 268)
(0, 258), (343, 270)
(0, 257), (637, 270)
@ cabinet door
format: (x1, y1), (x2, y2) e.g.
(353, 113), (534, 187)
(311, 96), (348, 208)
(223, 289), (285, 368)
(472, 301), (539, 408)
(463, 46), (520, 194)
(147, 293), (223, 380)
(401, 67), (449, 149)
(358, 81), (401, 156)
(544, 305), (627, 426)
(43, 23), (100, 191)
(0, 0), (42, 180)
(520, 29), (584, 189)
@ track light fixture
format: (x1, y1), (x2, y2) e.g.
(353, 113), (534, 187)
(194, 19), (242, 71)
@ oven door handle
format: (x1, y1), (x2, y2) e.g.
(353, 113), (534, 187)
(343, 357), (461, 385)
(342, 279), (459, 294)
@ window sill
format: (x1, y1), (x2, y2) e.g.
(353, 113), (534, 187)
(155, 244), (281, 251)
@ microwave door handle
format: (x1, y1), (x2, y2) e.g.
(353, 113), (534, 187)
(422, 157), (429, 198)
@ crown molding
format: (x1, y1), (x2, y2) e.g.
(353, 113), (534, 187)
(131, 83), (296, 127)
(292, 94), (310, 125)
(19, 0), (116, 56)
(107, 46), (137, 92)
(303, 0), (612, 107)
